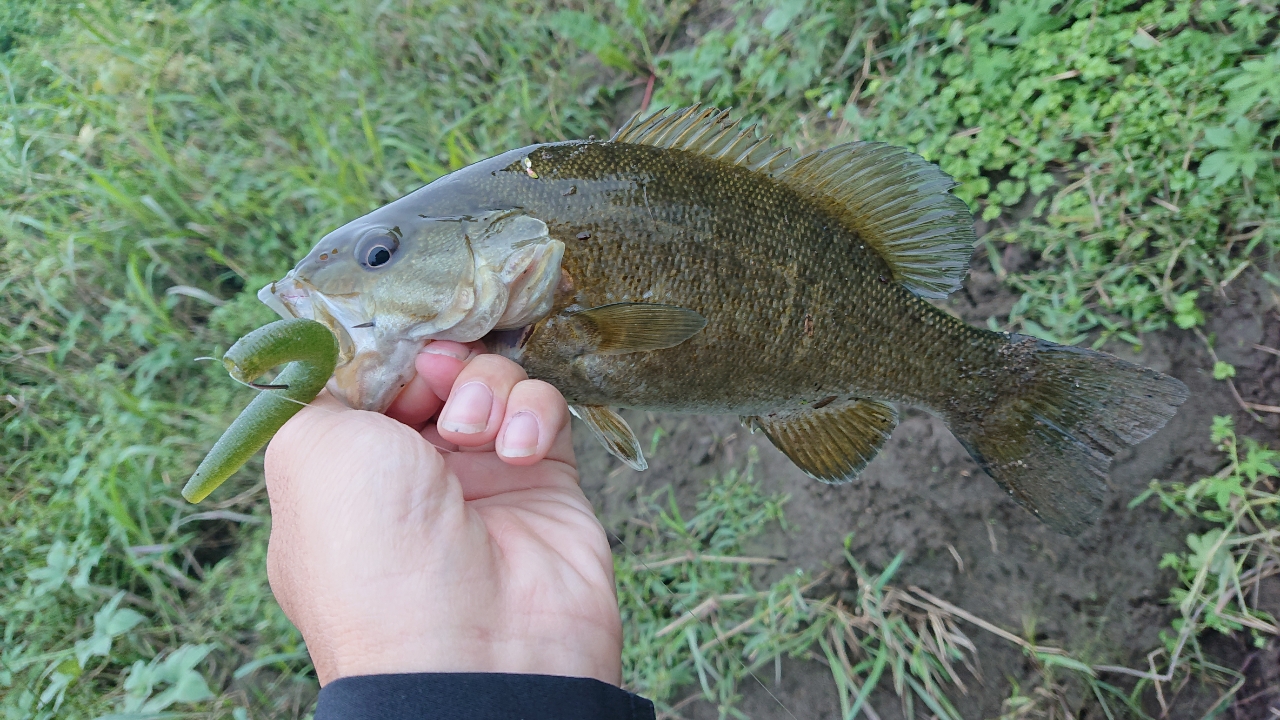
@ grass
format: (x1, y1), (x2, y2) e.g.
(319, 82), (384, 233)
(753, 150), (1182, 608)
(657, 0), (1280, 347)
(616, 449), (978, 719)
(612, 418), (1280, 718)
(2, 0), (1277, 717)
(1121, 416), (1280, 715)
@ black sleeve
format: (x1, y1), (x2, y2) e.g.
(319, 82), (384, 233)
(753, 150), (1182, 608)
(314, 672), (656, 720)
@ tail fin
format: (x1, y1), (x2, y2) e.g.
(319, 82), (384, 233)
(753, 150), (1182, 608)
(949, 336), (1189, 536)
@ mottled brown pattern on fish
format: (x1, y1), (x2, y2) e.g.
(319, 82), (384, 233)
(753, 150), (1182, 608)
(414, 141), (1004, 419)
(282, 108), (1188, 534)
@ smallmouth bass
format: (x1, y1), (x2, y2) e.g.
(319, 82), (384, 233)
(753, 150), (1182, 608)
(260, 106), (1188, 535)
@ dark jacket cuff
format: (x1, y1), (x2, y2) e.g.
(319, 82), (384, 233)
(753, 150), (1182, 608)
(315, 672), (656, 720)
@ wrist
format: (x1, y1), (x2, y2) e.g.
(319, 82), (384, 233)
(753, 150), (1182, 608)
(314, 672), (656, 720)
(315, 614), (622, 686)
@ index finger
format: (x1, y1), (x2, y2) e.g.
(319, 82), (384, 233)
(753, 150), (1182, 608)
(383, 341), (479, 427)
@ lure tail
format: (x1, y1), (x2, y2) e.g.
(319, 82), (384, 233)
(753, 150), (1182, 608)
(947, 335), (1188, 535)
(183, 319), (338, 503)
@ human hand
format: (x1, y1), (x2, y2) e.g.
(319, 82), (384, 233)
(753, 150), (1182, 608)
(263, 343), (622, 686)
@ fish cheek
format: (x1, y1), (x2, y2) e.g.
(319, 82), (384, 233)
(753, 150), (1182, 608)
(428, 266), (510, 342)
(377, 284), (461, 332)
(373, 244), (473, 323)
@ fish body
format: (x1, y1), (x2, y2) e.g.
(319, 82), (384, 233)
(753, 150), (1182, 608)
(261, 107), (1188, 535)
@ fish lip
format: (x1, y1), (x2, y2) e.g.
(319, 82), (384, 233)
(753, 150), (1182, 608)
(258, 272), (325, 323)
(257, 281), (293, 319)
(258, 273), (403, 409)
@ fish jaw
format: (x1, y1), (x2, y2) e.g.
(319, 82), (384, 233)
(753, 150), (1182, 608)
(326, 326), (425, 412)
(258, 273), (424, 412)
(256, 260), (506, 412)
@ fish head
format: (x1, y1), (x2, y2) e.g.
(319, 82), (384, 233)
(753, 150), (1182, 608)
(259, 208), (565, 411)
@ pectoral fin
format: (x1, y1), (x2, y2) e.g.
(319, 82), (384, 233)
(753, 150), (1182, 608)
(744, 398), (898, 483)
(569, 303), (706, 355)
(570, 404), (647, 471)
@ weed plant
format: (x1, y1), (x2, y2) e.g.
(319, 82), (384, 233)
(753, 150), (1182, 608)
(625, 0), (1280, 346)
(2, 0), (1277, 717)
(616, 450), (978, 719)
(613, 418), (1280, 718)
(1122, 416), (1280, 714)
(4, 2), (616, 716)
(973, 417), (1280, 718)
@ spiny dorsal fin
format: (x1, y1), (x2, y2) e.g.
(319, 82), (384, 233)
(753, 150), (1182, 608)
(744, 398), (898, 483)
(611, 105), (794, 174)
(612, 106), (976, 299)
(774, 143), (975, 298)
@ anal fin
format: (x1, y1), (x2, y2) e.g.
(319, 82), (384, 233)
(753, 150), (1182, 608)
(571, 405), (647, 471)
(744, 398), (898, 483)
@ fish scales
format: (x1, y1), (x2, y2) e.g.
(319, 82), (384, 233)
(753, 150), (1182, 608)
(424, 141), (995, 417)
(260, 106), (1189, 535)
(512, 139), (998, 415)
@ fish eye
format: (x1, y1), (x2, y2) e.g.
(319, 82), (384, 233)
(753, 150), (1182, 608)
(355, 231), (399, 270)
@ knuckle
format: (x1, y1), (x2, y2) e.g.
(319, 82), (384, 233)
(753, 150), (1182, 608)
(467, 353), (527, 383)
(521, 379), (569, 410)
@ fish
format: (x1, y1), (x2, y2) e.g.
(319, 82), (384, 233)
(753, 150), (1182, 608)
(259, 106), (1189, 535)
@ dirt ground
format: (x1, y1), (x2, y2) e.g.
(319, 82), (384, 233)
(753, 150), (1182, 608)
(575, 257), (1280, 719)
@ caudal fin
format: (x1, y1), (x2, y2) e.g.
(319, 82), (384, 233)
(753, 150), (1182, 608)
(950, 336), (1188, 536)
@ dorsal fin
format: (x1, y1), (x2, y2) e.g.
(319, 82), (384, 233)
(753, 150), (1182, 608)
(611, 106), (976, 299)
(610, 105), (795, 174)
(774, 143), (975, 298)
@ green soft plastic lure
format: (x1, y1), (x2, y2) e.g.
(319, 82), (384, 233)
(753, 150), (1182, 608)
(182, 318), (338, 503)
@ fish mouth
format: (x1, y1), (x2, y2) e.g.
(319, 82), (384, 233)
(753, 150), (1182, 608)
(257, 273), (423, 412)
(255, 211), (566, 412)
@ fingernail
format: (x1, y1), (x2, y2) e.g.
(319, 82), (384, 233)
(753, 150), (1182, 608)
(439, 382), (492, 434)
(423, 343), (470, 361)
(500, 412), (540, 458)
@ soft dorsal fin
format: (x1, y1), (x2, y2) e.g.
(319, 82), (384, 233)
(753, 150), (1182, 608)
(611, 105), (794, 174)
(611, 106), (976, 299)
(773, 143), (975, 298)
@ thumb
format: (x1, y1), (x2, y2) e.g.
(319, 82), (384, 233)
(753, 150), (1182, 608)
(264, 390), (455, 516)
(261, 392), (473, 685)
(263, 390), (462, 606)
